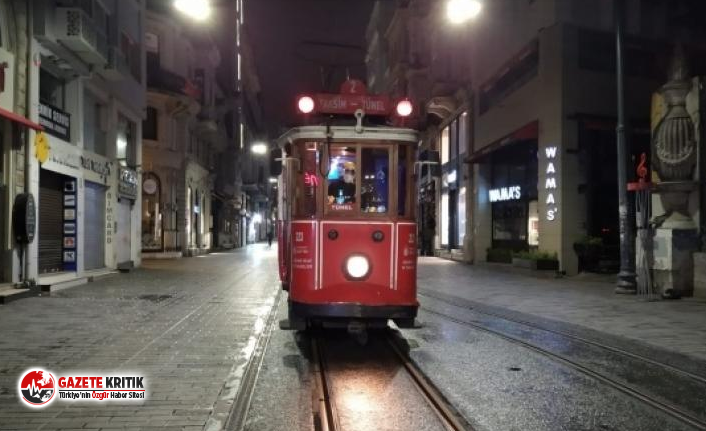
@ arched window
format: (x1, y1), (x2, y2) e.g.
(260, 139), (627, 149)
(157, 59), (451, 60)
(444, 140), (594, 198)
(141, 173), (162, 250)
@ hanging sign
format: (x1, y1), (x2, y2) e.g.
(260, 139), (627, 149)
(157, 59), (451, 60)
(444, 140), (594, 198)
(35, 132), (50, 164)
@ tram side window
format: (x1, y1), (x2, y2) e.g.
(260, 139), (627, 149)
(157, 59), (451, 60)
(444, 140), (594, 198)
(295, 142), (318, 217)
(398, 145), (408, 216)
(327, 146), (357, 211)
(361, 147), (389, 213)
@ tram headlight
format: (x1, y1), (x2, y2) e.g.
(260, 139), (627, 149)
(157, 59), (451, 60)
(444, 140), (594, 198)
(345, 255), (370, 279)
(396, 99), (413, 117)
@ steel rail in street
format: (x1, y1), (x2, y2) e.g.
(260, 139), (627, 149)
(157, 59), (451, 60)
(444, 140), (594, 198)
(224, 289), (283, 431)
(420, 305), (706, 431)
(419, 290), (706, 385)
(311, 331), (475, 431)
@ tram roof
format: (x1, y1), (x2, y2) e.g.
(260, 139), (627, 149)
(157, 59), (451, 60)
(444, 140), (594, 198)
(276, 125), (419, 147)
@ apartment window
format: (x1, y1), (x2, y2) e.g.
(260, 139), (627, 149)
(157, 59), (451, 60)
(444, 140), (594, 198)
(121, 32), (141, 81)
(143, 107), (158, 140)
(83, 91), (107, 155)
(116, 114), (136, 166)
(39, 68), (65, 109)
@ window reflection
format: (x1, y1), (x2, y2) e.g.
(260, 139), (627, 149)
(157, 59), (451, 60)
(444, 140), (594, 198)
(361, 148), (388, 213)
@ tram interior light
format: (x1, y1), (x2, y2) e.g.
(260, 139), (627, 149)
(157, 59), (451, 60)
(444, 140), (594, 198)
(346, 255), (370, 279)
(298, 96), (315, 114)
(396, 99), (413, 117)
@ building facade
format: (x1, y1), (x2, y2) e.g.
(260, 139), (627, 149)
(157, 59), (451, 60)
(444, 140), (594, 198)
(2, 0), (146, 289)
(367, 0), (705, 277)
(141, 3), (223, 257)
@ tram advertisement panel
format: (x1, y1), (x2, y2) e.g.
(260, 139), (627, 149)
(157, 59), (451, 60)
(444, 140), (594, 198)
(290, 221), (317, 289)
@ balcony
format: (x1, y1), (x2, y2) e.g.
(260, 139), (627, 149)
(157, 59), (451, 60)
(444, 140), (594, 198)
(147, 62), (202, 101)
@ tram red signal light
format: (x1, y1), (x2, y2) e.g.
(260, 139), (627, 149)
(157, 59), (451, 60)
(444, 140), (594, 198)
(396, 99), (413, 117)
(298, 96), (315, 114)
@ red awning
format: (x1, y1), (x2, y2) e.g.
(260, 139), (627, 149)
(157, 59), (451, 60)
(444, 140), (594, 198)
(0, 107), (44, 131)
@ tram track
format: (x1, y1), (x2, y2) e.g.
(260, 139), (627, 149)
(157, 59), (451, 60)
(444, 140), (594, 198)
(419, 289), (706, 384)
(417, 299), (706, 431)
(311, 330), (476, 431)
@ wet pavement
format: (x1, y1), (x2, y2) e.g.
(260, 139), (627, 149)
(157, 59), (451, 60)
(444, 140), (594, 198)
(2, 248), (706, 430)
(0, 245), (280, 430)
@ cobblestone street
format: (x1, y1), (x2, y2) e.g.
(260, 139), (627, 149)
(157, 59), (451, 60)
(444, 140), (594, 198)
(0, 245), (280, 430)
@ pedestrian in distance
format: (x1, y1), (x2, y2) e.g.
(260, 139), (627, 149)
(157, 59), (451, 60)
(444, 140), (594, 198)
(267, 229), (274, 248)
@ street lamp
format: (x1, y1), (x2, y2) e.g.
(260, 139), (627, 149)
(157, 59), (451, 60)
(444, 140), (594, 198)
(173, 0), (211, 21)
(251, 142), (267, 155)
(446, 0), (482, 25)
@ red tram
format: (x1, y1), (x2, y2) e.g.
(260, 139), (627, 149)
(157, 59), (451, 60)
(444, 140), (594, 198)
(273, 80), (423, 330)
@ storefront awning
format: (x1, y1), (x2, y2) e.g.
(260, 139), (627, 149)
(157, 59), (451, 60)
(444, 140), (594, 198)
(465, 120), (538, 164)
(0, 107), (44, 131)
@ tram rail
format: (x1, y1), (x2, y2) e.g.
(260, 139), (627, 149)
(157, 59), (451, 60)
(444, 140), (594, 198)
(418, 302), (706, 431)
(310, 331), (475, 431)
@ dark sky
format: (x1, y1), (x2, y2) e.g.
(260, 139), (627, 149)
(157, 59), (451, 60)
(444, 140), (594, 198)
(247, 0), (375, 136)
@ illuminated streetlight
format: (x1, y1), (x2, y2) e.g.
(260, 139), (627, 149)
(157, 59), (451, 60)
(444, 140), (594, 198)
(446, 0), (482, 25)
(174, 0), (211, 21)
(251, 142), (267, 155)
(269, 177), (278, 184)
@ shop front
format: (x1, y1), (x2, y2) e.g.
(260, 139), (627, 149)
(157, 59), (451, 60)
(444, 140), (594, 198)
(488, 142), (538, 252)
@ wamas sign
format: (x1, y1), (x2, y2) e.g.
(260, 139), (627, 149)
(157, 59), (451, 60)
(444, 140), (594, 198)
(544, 146), (558, 221)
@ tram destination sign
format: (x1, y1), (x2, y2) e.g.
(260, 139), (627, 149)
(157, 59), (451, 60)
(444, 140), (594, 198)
(312, 93), (391, 116)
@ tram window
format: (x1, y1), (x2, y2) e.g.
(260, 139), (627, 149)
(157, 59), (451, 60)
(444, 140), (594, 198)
(398, 146), (408, 216)
(327, 146), (357, 211)
(295, 142), (318, 217)
(361, 147), (389, 213)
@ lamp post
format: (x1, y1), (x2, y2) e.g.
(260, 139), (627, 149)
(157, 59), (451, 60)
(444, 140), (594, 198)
(614, 0), (637, 293)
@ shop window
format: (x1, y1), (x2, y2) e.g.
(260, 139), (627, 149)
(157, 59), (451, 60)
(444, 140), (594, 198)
(141, 173), (162, 251)
(326, 145), (357, 212)
(528, 200), (539, 246)
(360, 147), (389, 213)
(441, 192), (449, 246)
(458, 112), (469, 156)
(440, 126), (450, 165)
(83, 91), (107, 156)
(458, 187), (466, 246)
(143, 107), (158, 140)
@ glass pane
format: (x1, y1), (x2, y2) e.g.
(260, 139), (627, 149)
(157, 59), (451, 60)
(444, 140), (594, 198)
(441, 193), (449, 246)
(398, 146), (408, 216)
(296, 141), (318, 217)
(440, 127), (449, 165)
(458, 186), (466, 245)
(361, 147), (389, 213)
(327, 145), (357, 211)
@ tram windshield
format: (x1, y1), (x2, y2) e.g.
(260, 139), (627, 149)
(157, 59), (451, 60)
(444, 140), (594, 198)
(287, 140), (414, 218)
(327, 145), (390, 214)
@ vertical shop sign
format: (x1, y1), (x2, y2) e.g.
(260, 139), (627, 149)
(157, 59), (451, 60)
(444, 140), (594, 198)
(106, 191), (113, 245)
(545, 146), (558, 221)
(63, 180), (77, 270)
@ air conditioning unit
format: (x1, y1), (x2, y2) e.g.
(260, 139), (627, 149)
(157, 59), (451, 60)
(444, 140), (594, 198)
(55, 7), (107, 65)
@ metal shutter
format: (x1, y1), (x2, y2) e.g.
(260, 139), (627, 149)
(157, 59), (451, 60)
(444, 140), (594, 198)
(84, 181), (105, 270)
(38, 171), (64, 273)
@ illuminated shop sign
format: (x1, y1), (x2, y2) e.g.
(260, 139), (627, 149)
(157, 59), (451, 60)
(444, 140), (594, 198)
(544, 146), (558, 221)
(489, 186), (521, 203)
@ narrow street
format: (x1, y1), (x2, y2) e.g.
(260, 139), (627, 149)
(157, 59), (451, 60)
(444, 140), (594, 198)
(3, 246), (705, 430)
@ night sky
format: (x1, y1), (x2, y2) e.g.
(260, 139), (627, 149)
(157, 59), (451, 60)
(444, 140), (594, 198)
(247, 0), (375, 135)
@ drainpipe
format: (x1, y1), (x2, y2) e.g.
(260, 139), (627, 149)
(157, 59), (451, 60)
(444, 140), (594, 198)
(22, 0), (34, 284)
